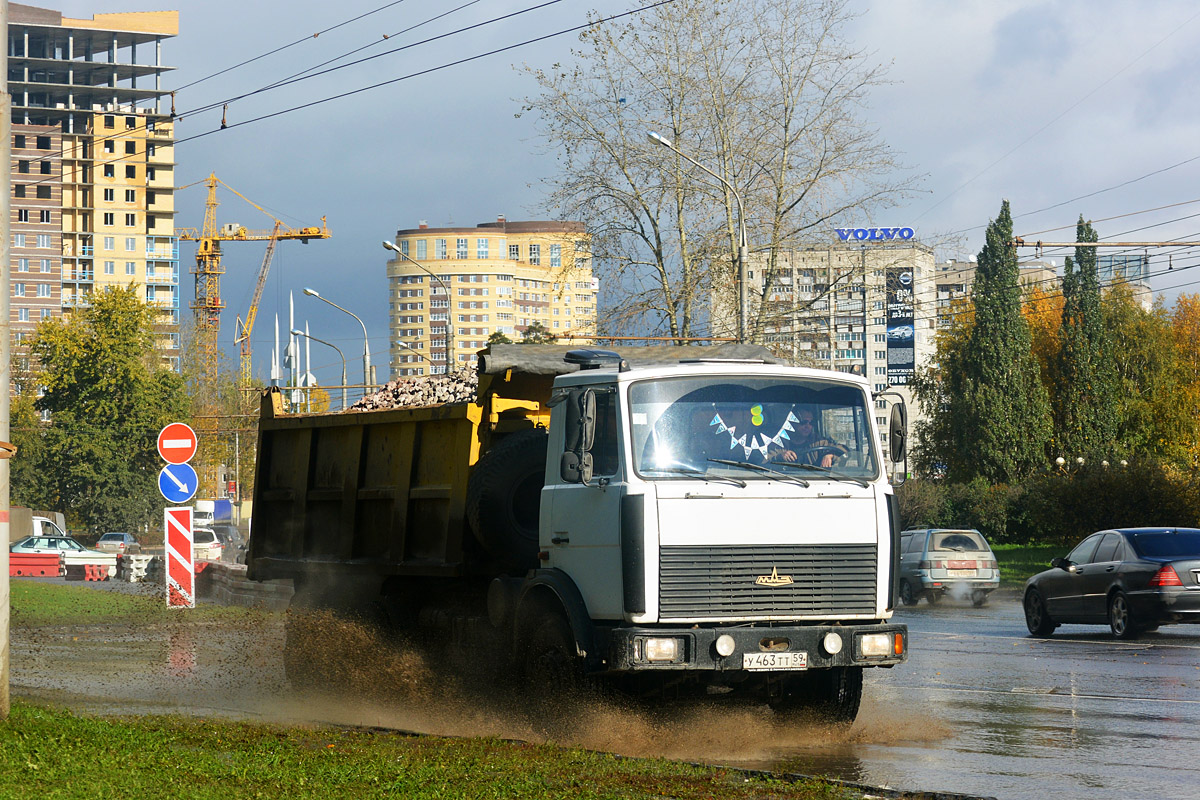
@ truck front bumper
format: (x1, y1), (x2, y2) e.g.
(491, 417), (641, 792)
(608, 623), (907, 672)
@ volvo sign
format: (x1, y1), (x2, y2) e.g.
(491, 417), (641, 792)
(835, 227), (915, 242)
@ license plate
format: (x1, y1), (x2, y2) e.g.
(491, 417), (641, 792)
(947, 569), (977, 577)
(742, 651), (808, 671)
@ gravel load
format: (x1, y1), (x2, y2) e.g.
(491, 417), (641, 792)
(349, 370), (479, 411)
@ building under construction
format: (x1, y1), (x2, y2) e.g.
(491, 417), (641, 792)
(7, 4), (179, 370)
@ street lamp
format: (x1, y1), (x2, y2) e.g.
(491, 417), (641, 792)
(383, 240), (455, 373)
(302, 287), (374, 392)
(292, 328), (346, 411)
(648, 131), (749, 344)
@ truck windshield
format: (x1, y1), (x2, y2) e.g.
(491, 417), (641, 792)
(629, 375), (878, 481)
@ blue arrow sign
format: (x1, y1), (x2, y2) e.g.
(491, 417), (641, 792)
(159, 463), (198, 504)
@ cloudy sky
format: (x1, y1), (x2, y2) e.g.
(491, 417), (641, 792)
(49, 0), (1200, 386)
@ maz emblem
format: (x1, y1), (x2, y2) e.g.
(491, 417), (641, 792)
(755, 567), (794, 587)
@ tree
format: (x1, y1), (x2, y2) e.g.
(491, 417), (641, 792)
(487, 331), (513, 346)
(1053, 217), (1119, 460)
(936, 201), (1051, 482)
(522, 0), (916, 341)
(22, 286), (189, 534)
(520, 321), (556, 344)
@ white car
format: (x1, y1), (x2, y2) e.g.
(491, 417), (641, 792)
(193, 528), (224, 561)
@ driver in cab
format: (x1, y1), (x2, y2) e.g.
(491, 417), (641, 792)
(770, 408), (846, 468)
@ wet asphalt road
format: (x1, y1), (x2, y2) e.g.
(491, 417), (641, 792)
(9, 579), (1200, 799)
(757, 594), (1200, 800)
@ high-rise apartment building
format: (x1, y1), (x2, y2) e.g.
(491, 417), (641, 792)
(8, 5), (179, 368)
(386, 217), (595, 376)
(713, 236), (937, 449)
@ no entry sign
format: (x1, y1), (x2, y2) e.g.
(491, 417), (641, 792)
(164, 506), (195, 609)
(157, 422), (197, 465)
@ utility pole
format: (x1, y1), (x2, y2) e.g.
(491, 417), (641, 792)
(2, 0), (12, 721)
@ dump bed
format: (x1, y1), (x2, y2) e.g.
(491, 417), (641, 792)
(246, 390), (484, 582)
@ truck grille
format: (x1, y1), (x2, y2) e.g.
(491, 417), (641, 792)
(659, 544), (878, 619)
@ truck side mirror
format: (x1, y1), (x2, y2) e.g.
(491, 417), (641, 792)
(560, 389), (597, 484)
(888, 404), (907, 463)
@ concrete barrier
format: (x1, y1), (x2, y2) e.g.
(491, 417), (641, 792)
(10, 552), (62, 577)
(196, 561), (293, 611)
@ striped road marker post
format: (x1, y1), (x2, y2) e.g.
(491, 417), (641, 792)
(165, 506), (195, 609)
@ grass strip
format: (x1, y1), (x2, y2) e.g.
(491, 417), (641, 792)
(993, 544), (1061, 590)
(0, 701), (853, 800)
(9, 579), (274, 627)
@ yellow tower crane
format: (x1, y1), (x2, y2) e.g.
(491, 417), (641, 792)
(175, 174), (330, 497)
(176, 173), (330, 390)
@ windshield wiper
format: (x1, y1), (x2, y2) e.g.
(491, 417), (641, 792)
(708, 458), (809, 487)
(769, 461), (870, 488)
(644, 465), (746, 488)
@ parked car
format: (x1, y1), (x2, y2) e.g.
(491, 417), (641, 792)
(193, 528), (224, 561)
(11, 534), (100, 556)
(899, 528), (1001, 606)
(95, 532), (140, 555)
(1024, 527), (1200, 639)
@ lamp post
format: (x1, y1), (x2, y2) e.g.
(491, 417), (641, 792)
(383, 240), (455, 373)
(291, 328), (346, 411)
(302, 287), (374, 393)
(648, 131), (749, 344)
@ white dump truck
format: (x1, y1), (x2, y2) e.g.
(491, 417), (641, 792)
(247, 345), (908, 723)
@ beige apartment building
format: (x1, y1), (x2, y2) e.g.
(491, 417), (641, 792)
(9, 4), (179, 371)
(386, 217), (596, 376)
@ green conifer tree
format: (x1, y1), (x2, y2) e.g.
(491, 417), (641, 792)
(945, 200), (1052, 482)
(1055, 217), (1119, 459)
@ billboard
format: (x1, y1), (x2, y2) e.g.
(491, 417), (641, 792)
(886, 266), (915, 385)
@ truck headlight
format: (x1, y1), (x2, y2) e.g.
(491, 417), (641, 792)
(639, 637), (681, 662)
(858, 632), (893, 658)
(714, 634), (736, 657)
(822, 632), (843, 656)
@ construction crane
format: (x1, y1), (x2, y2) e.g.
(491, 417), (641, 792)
(175, 173), (330, 497)
(176, 173), (330, 392)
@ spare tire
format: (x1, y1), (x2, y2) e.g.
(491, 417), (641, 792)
(467, 428), (548, 570)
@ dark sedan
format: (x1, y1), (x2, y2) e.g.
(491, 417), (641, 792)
(1023, 527), (1200, 639)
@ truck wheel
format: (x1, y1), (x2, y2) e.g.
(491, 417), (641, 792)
(523, 612), (582, 690)
(899, 580), (918, 606)
(467, 428), (548, 570)
(772, 666), (863, 727)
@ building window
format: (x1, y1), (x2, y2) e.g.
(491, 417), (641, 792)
(456, 238), (468, 259)
(41, 309), (52, 321)
(17, 259), (28, 272)
(40, 259), (51, 272)
(550, 244), (561, 267)
(126, 262), (136, 276)
(104, 115), (115, 129)
(509, 244), (519, 260)
(36, 136), (50, 150)
(104, 188), (115, 202)
(36, 186), (51, 199)
(17, 209), (28, 223)
(103, 213), (114, 226)
(148, 215), (156, 230)
(125, 141), (137, 155)
(435, 239), (447, 259)
(104, 140), (115, 154)
(39, 160), (51, 175)
(416, 240), (427, 259)
(104, 261), (115, 275)
(125, 214), (136, 227)
(18, 308), (28, 323)
(125, 189), (136, 203)
(39, 210), (51, 224)
(13, 185), (25, 198)
(477, 238), (489, 259)
(125, 116), (136, 129)
(13, 234), (24, 248)
(17, 160), (29, 174)
(104, 236), (115, 250)
(125, 237), (137, 251)
(12, 283), (24, 296)
(125, 166), (137, 179)
(35, 234), (50, 249)
(37, 284), (51, 298)
(147, 168), (156, 181)
(400, 240), (409, 257)
(104, 165), (115, 178)
(529, 244), (541, 265)
(13, 135), (24, 149)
